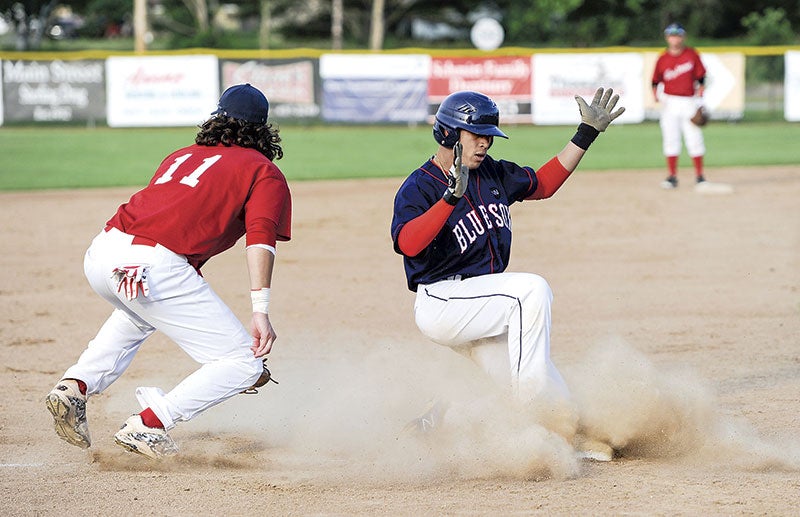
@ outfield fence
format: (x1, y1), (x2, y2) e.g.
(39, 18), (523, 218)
(0, 46), (797, 127)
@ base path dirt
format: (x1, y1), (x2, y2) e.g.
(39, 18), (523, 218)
(1, 166), (798, 515)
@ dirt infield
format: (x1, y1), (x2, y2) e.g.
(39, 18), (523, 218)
(2, 166), (799, 515)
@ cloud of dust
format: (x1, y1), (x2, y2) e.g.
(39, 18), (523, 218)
(199, 337), (579, 482)
(562, 336), (800, 470)
(159, 334), (799, 480)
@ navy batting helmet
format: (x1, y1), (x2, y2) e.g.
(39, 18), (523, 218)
(433, 91), (508, 148)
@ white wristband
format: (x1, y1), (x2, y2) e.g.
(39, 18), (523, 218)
(250, 288), (270, 314)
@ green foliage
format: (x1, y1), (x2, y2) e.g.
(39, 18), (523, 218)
(501, 0), (752, 45)
(2, 122), (799, 191)
(80, 0), (131, 38)
(505, 0), (583, 45)
(568, 14), (639, 47)
(657, 0), (726, 37)
(742, 7), (795, 45)
(4, 1), (800, 50)
(742, 8), (795, 82)
(166, 29), (251, 49)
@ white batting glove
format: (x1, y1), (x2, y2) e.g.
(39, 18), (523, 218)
(443, 142), (469, 205)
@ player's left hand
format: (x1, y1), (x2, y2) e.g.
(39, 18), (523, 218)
(574, 87), (625, 131)
(250, 312), (276, 357)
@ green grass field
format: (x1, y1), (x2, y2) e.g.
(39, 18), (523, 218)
(1, 121), (798, 190)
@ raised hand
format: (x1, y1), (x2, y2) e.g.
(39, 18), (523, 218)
(574, 87), (625, 132)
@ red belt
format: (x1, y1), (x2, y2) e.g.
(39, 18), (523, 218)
(132, 235), (157, 247)
(105, 225), (157, 247)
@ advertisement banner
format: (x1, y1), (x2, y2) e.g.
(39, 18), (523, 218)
(106, 55), (219, 127)
(429, 56), (532, 123)
(220, 59), (320, 121)
(2, 59), (105, 123)
(532, 53), (645, 125)
(785, 51), (800, 122)
(643, 52), (745, 121)
(319, 54), (430, 123)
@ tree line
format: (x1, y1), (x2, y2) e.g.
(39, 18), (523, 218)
(1, 0), (798, 51)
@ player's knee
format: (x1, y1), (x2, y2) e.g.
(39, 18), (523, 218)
(236, 356), (264, 387)
(521, 273), (553, 303)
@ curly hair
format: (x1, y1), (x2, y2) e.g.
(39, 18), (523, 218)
(195, 116), (283, 161)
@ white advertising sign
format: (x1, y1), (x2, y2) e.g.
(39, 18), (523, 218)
(532, 53), (645, 125)
(700, 54), (737, 112)
(106, 55), (219, 127)
(785, 51), (800, 122)
(319, 54), (431, 123)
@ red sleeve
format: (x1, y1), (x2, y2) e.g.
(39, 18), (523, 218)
(397, 198), (455, 257)
(245, 168), (292, 247)
(526, 156), (572, 200)
(247, 219), (278, 247)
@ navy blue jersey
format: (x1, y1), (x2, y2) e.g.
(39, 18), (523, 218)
(391, 155), (539, 291)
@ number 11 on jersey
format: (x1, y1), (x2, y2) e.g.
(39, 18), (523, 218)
(154, 154), (222, 188)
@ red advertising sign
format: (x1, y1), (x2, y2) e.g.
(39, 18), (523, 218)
(429, 56), (532, 123)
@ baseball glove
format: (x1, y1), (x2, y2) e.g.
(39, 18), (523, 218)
(691, 107), (709, 127)
(241, 358), (278, 394)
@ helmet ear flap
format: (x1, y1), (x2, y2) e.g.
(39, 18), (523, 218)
(433, 121), (459, 148)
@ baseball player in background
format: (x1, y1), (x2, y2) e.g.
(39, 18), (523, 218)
(391, 87), (624, 461)
(45, 83), (291, 459)
(652, 22), (709, 190)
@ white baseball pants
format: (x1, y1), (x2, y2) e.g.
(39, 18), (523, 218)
(63, 227), (262, 430)
(414, 272), (570, 405)
(659, 93), (706, 157)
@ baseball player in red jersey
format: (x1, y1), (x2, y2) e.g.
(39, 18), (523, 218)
(652, 22), (709, 189)
(392, 88), (624, 461)
(45, 84), (292, 459)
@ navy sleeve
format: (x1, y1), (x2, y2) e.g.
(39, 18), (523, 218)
(495, 159), (538, 202)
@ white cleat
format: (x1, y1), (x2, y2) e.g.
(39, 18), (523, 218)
(46, 380), (91, 449)
(114, 414), (178, 460)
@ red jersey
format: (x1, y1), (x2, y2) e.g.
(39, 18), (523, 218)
(107, 143), (291, 271)
(651, 47), (706, 97)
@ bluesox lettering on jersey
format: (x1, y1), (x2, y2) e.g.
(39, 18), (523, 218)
(391, 155), (536, 291)
(451, 202), (511, 253)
